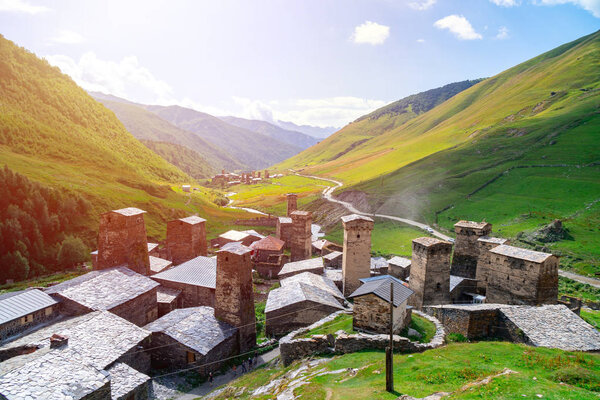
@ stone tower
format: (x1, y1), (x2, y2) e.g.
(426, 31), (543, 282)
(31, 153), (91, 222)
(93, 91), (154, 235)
(451, 221), (492, 278)
(97, 207), (150, 275)
(264, 170), (270, 179)
(409, 237), (452, 309)
(166, 215), (207, 265)
(290, 211), (312, 261)
(215, 243), (256, 353)
(286, 193), (298, 217)
(475, 236), (509, 293)
(341, 214), (374, 297)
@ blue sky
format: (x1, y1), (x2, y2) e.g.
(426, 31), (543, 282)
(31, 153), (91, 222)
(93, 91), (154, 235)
(1, 0), (599, 127)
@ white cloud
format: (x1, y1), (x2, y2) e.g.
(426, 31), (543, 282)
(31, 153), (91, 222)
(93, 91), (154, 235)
(496, 26), (510, 39)
(434, 15), (483, 40)
(351, 21), (390, 45)
(232, 97), (276, 122)
(48, 30), (85, 45)
(535, 0), (600, 17)
(489, 0), (521, 6)
(416, 38), (426, 43)
(408, 0), (436, 10)
(0, 0), (48, 13)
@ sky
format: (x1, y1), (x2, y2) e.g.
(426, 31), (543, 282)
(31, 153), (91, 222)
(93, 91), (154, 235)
(1, 0), (599, 128)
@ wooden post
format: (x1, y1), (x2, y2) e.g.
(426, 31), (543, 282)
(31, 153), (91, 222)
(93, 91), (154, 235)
(386, 280), (394, 392)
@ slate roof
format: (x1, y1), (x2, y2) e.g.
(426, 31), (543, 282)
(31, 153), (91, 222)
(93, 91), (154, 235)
(349, 275), (414, 307)
(179, 216), (206, 225)
(219, 230), (250, 241)
(156, 287), (181, 303)
(455, 220), (491, 230)
(147, 242), (159, 252)
(250, 236), (285, 251)
(490, 245), (553, 263)
(149, 256), (173, 274)
(388, 256), (411, 268)
(144, 307), (236, 355)
(242, 230), (265, 239)
(278, 257), (324, 278)
(323, 251), (342, 261)
(45, 267), (159, 311)
(0, 289), (58, 325)
(312, 239), (327, 250)
(265, 282), (344, 313)
(477, 236), (509, 245)
(278, 217), (292, 224)
(450, 275), (476, 292)
(151, 256), (216, 289)
(413, 237), (452, 248)
(281, 272), (344, 302)
(371, 257), (388, 271)
(113, 207), (146, 216)
(323, 269), (342, 283)
(341, 214), (374, 223)
(220, 242), (253, 255)
(107, 362), (150, 400)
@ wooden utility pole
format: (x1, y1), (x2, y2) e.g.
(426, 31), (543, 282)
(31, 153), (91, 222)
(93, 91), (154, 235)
(386, 280), (394, 392)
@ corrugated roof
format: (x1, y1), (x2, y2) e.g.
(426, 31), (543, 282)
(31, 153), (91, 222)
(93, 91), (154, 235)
(151, 256), (216, 288)
(490, 244), (553, 263)
(250, 236), (285, 251)
(0, 289), (58, 325)
(349, 275), (413, 307)
(388, 256), (411, 268)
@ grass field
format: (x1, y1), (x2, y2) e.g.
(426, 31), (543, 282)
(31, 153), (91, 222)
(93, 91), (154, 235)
(581, 309), (600, 330)
(210, 342), (600, 400)
(300, 313), (356, 338)
(0, 267), (89, 295)
(400, 314), (437, 343)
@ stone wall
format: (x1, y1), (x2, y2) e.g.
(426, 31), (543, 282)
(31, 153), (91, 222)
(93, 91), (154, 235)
(290, 211), (312, 262)
(234, 216), (278, 227)
(450, 221), (492, 279)
(109, 289), (159, 327)
(475, 237), (509, 293)
(409, 238), (452, 309)
(424, 305), (502, 340)
(0, 305), (59, 344)
(341, 216), (374, 297)
(152, 279), (215, 308)
(166, 218), (207, 265)
(276, 220), (293, 250)
(352, 293), (408, 334)
(80, 381), (111, 400)
(97, 210), (150, 275)
(118, 337), (152, 374)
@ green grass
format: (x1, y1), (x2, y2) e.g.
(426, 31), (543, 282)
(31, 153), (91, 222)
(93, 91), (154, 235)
(0, 267), (89, 294)
(210, 342), (600, 400)
(255, 301), (266, 340)
(581, 309), (600, 330)
(400, 314), (436, 343)
(299, 313), (356, 338)
(559, 277), (600, 303)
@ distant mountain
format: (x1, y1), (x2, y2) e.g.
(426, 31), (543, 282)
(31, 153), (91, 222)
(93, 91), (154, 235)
(276, 120), (338, 139)
(220, 116), (318, 149)
(140, 140), (215, 179)
(146, 105), (303, 170)
(91, 95), (243, 172)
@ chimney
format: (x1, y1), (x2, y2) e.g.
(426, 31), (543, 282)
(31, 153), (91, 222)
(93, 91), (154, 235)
(50, 334), (68, 348)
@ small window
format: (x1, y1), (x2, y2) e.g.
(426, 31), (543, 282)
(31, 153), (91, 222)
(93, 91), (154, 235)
(436, 283), (441, 290)
(26, 314), (33, 323)
(187, 351), (196, 364)
(45, 307), (53, 317)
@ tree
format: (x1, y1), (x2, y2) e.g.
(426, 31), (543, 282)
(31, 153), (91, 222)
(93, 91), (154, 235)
(57, 236), (88, 268)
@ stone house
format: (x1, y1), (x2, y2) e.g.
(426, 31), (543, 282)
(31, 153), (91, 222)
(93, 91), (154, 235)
(156, 287), (183, 318)
(349, 275), (414, 334)
(210, 229), (263, 248)
(144, 307), (237, 375)
(449, 275), (479, 304)
(486, 245), (558, 305)
(91, 242), (160, 270)
(450, 220), (492, 279)
(266, 282), (345, 336)
(312, 239), (340, 256)
(45, 267), (159, 327)
(166, 216), (207, 265)
(151, 256), (217, 308)
(324, 251), (343, 269)
(280, 272), (345, 305)
(408, 237), (452, 310)
(341, 214), (374, 297)
(387, 256), (411, 281)
(0, 289), (58, 344)
(250, 235), (286, 278)
(278, 257), (324, 279)
(475, 236), (510, 293)
(276, 216), (293, 249)
(370, 257), (388, 275)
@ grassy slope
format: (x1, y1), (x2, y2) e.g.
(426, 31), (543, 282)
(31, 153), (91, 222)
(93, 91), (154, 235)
(95, 98), (243, 171)
(212, 342), (600, 400)
(141, 140), (215, 179)
(0, 35), (249, 243)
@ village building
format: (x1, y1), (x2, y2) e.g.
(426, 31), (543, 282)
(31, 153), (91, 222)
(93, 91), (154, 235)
(96, 207), (151, 275)
(156, 287), (183, 318)
(210, 229), (263, 248)
(324, 250), (343, 269)
(286, 193), (298, 216)
(144, 307), (237, 374)
(150, 255), (173, 274)
(323, 268), (343, 291)
(151, 256), (217, 308)
(91, 241), (159, 270)
(166, 215), (207, 265)
(449, 275), (479, 304)
(45, 267), (159, 327)
(280, 272), (345, 305)
(450, 220), (492, 279)
(290, 211), (312, 261)
(370, 256), (388, 275)
(276, 216), (293, 249)
(387, 256), (411, 281)
(278, 257), (324, 279)
(408, 237), (452, 310)
(182, 184), (191, 192)
(349, 275), (414, 334)
(475, 236), (510, 293)
(341, 214), (374, 297)
(486, 245), (558, 305)
(265, 282), (345, 336)
(0, 289), (59, 344)
(250, 235), (287, 278)
(0, 311), (152, 400)
(311, 239), (340, 256)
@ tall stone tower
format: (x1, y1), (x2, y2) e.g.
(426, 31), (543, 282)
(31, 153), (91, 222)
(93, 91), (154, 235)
(409, 237), (452, 309)
(166, 216), (207, 265)
(286, 193), (298, 217)
(450, 221), (492, 278)
(290, 211), (312, 261)
(97, 207), (150, 275)
(475, 236), (509, 293)
(341, 214), (374, 297)
(215, 243), (256, 353)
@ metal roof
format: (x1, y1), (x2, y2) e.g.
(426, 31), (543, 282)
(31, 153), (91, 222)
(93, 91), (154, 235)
(349, 275), (413, 307)
(0, 289), (58, 325)
(151, 256), (217, 288)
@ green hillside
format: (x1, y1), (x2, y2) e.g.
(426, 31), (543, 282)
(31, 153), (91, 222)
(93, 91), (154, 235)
(93, 96), (244, 172)
(141, 140), (215, 179)
(0, 35), (249, 269)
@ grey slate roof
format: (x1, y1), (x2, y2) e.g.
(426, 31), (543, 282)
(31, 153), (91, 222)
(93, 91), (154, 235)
(107, 362), (150, 400)
(265, 282), (344, 313)
(281, 272), (344, 301)
(150, 256), (173, 274)
(349, 275), (413, 307)
(157, 287), (181, 303)
(455, 220), (491, 229)
(449, 275), (476, 292)
(113, 207), (146, 216)
(323, 268), (342, 283)
(45, 267), (159, 311)
(388, 256), (411, 268)
(151, 256), (216, 288)
(477, 236), (508, 245)
(0, 289), (57, 325)
(341, 214), (373, 223)
(278, 217), (292, 224)
(490, 245), (553, 263)
(371, 257), (388, 271)
(144, 307), (236, 355)
(323, 251), (342, 261)
(180, 216), (206, 224)
(220, 242), (252, 255)
(278, 257), (324, 278)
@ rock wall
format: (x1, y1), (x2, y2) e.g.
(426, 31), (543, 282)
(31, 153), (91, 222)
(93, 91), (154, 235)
(110, 288), (159, 327)
(166, 219), (207, 265)
(152, 279), (214, 308)
(352, 293), (408, 334)
(0, 305), (59, 344)
(450, 222), (492, 279)
(266, 301), (342, 337)
(409, 238), (452, 309)
(424, 305), (502, 340)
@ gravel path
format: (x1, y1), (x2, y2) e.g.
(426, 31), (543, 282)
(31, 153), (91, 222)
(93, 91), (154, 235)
(559, 269), (600, 289)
